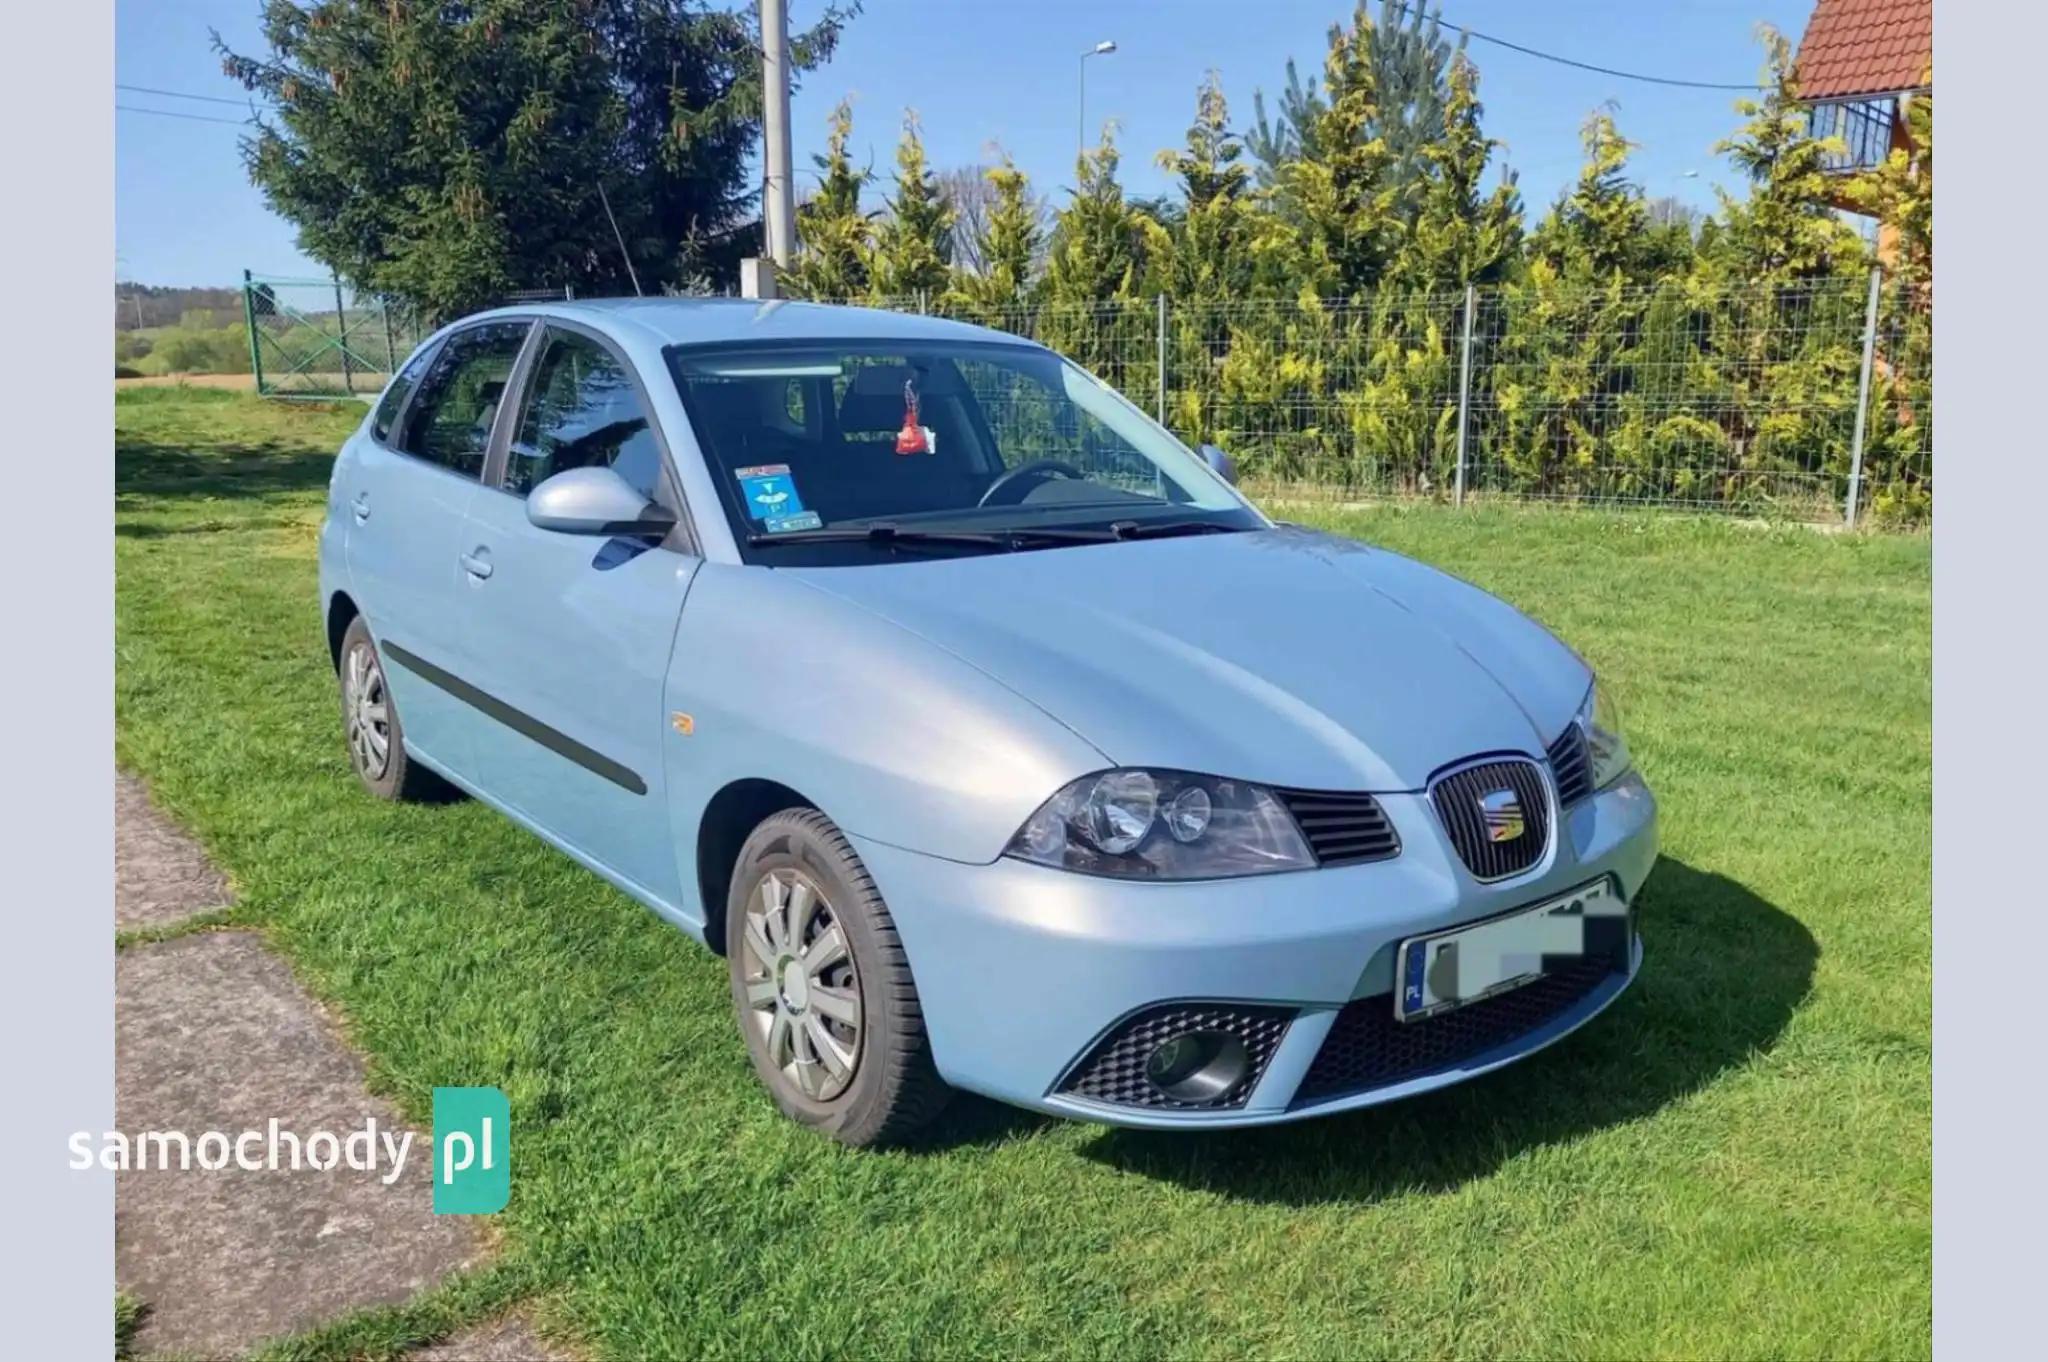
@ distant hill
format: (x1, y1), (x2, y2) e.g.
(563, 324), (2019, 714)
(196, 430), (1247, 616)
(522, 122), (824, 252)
(114, 284), (243, 331)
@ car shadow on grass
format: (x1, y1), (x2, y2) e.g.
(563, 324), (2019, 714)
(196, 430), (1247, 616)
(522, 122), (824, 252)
(1072, 857), (1815, 1204)
(115, 437), (337, 507)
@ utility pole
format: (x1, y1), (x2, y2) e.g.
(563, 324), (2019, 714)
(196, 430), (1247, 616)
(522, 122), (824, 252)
(760, 0), (795, 270)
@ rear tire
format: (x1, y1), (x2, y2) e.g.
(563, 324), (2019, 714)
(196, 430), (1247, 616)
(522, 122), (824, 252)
(337, 616), (447, 802)
(726, 809), (950, 1146)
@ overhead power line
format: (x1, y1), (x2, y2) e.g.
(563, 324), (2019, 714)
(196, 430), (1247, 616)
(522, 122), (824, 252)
(1389, 1), (1769, 92)
(117, 104), (253, 127)
(115, 82), (260, 107)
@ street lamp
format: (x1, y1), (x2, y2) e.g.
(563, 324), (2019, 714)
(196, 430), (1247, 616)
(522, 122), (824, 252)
(1079, 40), (1117, 159)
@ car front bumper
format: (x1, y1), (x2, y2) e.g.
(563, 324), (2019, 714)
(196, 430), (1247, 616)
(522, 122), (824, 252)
(850, 770), (1659, 1128)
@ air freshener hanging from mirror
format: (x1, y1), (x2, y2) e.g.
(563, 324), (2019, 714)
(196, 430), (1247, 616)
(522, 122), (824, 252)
(895, 376), (930, 455)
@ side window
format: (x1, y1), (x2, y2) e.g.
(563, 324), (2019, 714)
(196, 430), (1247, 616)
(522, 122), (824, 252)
(370, 344), (435, 444)
(505, 331), (665, 500)
(397, 322), (530, 477)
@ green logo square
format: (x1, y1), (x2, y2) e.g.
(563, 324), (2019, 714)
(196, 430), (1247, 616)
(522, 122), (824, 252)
(432, 1086), (509, 1214)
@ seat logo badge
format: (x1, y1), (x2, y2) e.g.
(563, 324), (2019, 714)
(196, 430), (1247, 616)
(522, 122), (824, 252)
(671, 712), (695, 736)
(1477, 789), (1524, 842)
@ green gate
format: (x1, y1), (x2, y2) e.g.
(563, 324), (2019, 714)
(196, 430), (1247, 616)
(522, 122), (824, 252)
(242, 270), (429, 400)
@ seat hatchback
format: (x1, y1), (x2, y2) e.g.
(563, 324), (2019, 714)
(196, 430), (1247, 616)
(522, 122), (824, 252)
(320, 299), (1657, 1145)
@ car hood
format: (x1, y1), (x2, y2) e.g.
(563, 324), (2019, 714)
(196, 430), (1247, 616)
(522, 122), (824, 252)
(787, 526), (1590, 791)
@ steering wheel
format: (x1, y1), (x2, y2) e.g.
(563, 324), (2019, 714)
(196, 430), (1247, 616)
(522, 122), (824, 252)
(977, 459), (1087, 508)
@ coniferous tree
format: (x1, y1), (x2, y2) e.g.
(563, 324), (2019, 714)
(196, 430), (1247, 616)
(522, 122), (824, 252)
(783, 100), (873, 301)
(1396, 51), (1522, 292)
(219, 0), (851, 314)
(1040, 125), (1166, 392)
(1709, 26), (1869, 285)
(1155, 73), (1258, 443)
(1530, 111), (1652, 284)
(869, 111), (954, 302)
(1247, 0), (1454, 196)
(1271, 3), (1404, 299)
(1156, 73), (1257, 303)
(951, 154), (1041, 317)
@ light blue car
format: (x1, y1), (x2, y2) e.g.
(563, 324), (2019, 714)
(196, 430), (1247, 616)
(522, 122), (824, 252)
(319, 299), (1658, 1145)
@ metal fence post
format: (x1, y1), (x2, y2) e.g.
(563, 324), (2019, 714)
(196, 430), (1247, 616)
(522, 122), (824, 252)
(381, 302), (398, 379)
(1453, 284), (1476, 507)
(332, 271), (354, 395)
(241, 269), (265, 396)
(1844, 265), (1883, 528)
(1156, 292), (1169, 425)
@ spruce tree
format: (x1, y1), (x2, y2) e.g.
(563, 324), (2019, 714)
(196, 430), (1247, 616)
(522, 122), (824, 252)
(783, 99), (873, 301)
(219, 0), (852, 314)
(1247, 0), (1454, 196)
(869, 111), (954, 303)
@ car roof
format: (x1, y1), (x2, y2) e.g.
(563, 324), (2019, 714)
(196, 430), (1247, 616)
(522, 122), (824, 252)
(457, 296), (1045, 353)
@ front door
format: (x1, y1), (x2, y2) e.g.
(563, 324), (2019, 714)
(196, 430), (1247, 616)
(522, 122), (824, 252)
(345, 319), (532, 784)
(457, 325), (700, 907)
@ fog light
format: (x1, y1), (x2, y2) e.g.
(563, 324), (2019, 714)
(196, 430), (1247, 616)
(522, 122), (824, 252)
(1143, 1029), (1251, 1104)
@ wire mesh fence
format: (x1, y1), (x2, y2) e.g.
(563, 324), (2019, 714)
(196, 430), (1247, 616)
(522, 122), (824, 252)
(843, 271), (1932, 526)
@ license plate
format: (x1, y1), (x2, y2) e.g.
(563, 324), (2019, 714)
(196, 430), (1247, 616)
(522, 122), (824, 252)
(1395, 879), (1628, 1022)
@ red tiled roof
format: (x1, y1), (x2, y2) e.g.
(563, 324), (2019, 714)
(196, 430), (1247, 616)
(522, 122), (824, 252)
(1794, 0), (1932, 100)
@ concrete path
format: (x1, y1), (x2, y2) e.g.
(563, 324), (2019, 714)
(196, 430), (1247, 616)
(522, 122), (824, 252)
(116, 933), (482, 1356)
(115, 772), (232, 929)
(113, 772), (534, 1358)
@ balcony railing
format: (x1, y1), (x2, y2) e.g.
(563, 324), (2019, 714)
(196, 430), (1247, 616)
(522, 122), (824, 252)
(1807, 96), (1899, 173)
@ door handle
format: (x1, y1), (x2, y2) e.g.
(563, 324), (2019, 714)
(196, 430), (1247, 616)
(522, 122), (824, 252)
(459, 548), (493, 580)
(351, 493), (371, 523)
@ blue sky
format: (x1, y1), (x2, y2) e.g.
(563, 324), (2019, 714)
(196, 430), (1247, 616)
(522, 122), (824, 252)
(116, 0), (1815, 287)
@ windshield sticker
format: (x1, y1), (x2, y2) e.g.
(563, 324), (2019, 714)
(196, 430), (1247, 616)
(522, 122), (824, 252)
(763, 511), (822, 534)
(735, 464), (806, 522)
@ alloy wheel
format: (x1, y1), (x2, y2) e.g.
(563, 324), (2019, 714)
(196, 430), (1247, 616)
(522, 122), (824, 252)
(739, 867), (864, 1101)
(342, 640), (392, 781)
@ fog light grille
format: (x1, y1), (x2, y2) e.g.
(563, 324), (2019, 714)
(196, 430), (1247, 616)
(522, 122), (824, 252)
(1060, 1004), (1292, 1110)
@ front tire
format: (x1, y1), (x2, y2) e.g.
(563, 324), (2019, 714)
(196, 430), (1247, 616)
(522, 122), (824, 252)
(726, 809), (950, 1146)
(337, 616), (446, 802)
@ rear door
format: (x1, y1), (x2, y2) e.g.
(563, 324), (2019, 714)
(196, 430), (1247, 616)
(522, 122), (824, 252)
(344, 319), (533, 785)
(456, 323), (701, 906)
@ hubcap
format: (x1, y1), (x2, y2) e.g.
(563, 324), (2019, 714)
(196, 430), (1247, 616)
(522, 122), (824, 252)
(740, 868), (862, 1101)
(342, 641), (392, 780)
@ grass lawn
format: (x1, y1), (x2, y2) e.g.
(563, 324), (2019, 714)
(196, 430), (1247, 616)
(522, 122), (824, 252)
(114, 388), (1931, 1360)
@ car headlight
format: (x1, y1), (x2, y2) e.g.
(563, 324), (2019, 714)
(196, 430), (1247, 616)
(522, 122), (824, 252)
(1006, 769), (1315, 880)
(1581, 683), (1633, 790)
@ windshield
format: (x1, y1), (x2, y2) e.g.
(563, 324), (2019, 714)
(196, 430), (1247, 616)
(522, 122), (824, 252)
(667, 340), (1264, 563)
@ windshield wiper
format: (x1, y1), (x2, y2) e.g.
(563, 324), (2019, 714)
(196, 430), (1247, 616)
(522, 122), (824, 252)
(746, 519), (1247, 552)
(746, 524), (1015, 551)
(995, 519), (1245, 543)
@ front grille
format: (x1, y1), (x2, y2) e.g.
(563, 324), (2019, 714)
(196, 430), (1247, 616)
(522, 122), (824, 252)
(1293, 949), (1625, 1105)
(1547, 723), (1594, 807)
(1060, 1003), (1293, 1110)
(1273, 788), (1401, 867)
(1430, 758), (1551, 881)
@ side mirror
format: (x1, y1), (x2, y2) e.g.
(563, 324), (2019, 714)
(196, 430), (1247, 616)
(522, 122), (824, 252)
(1199, 443), (1237, 486)
(526, 466), (675, 537)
